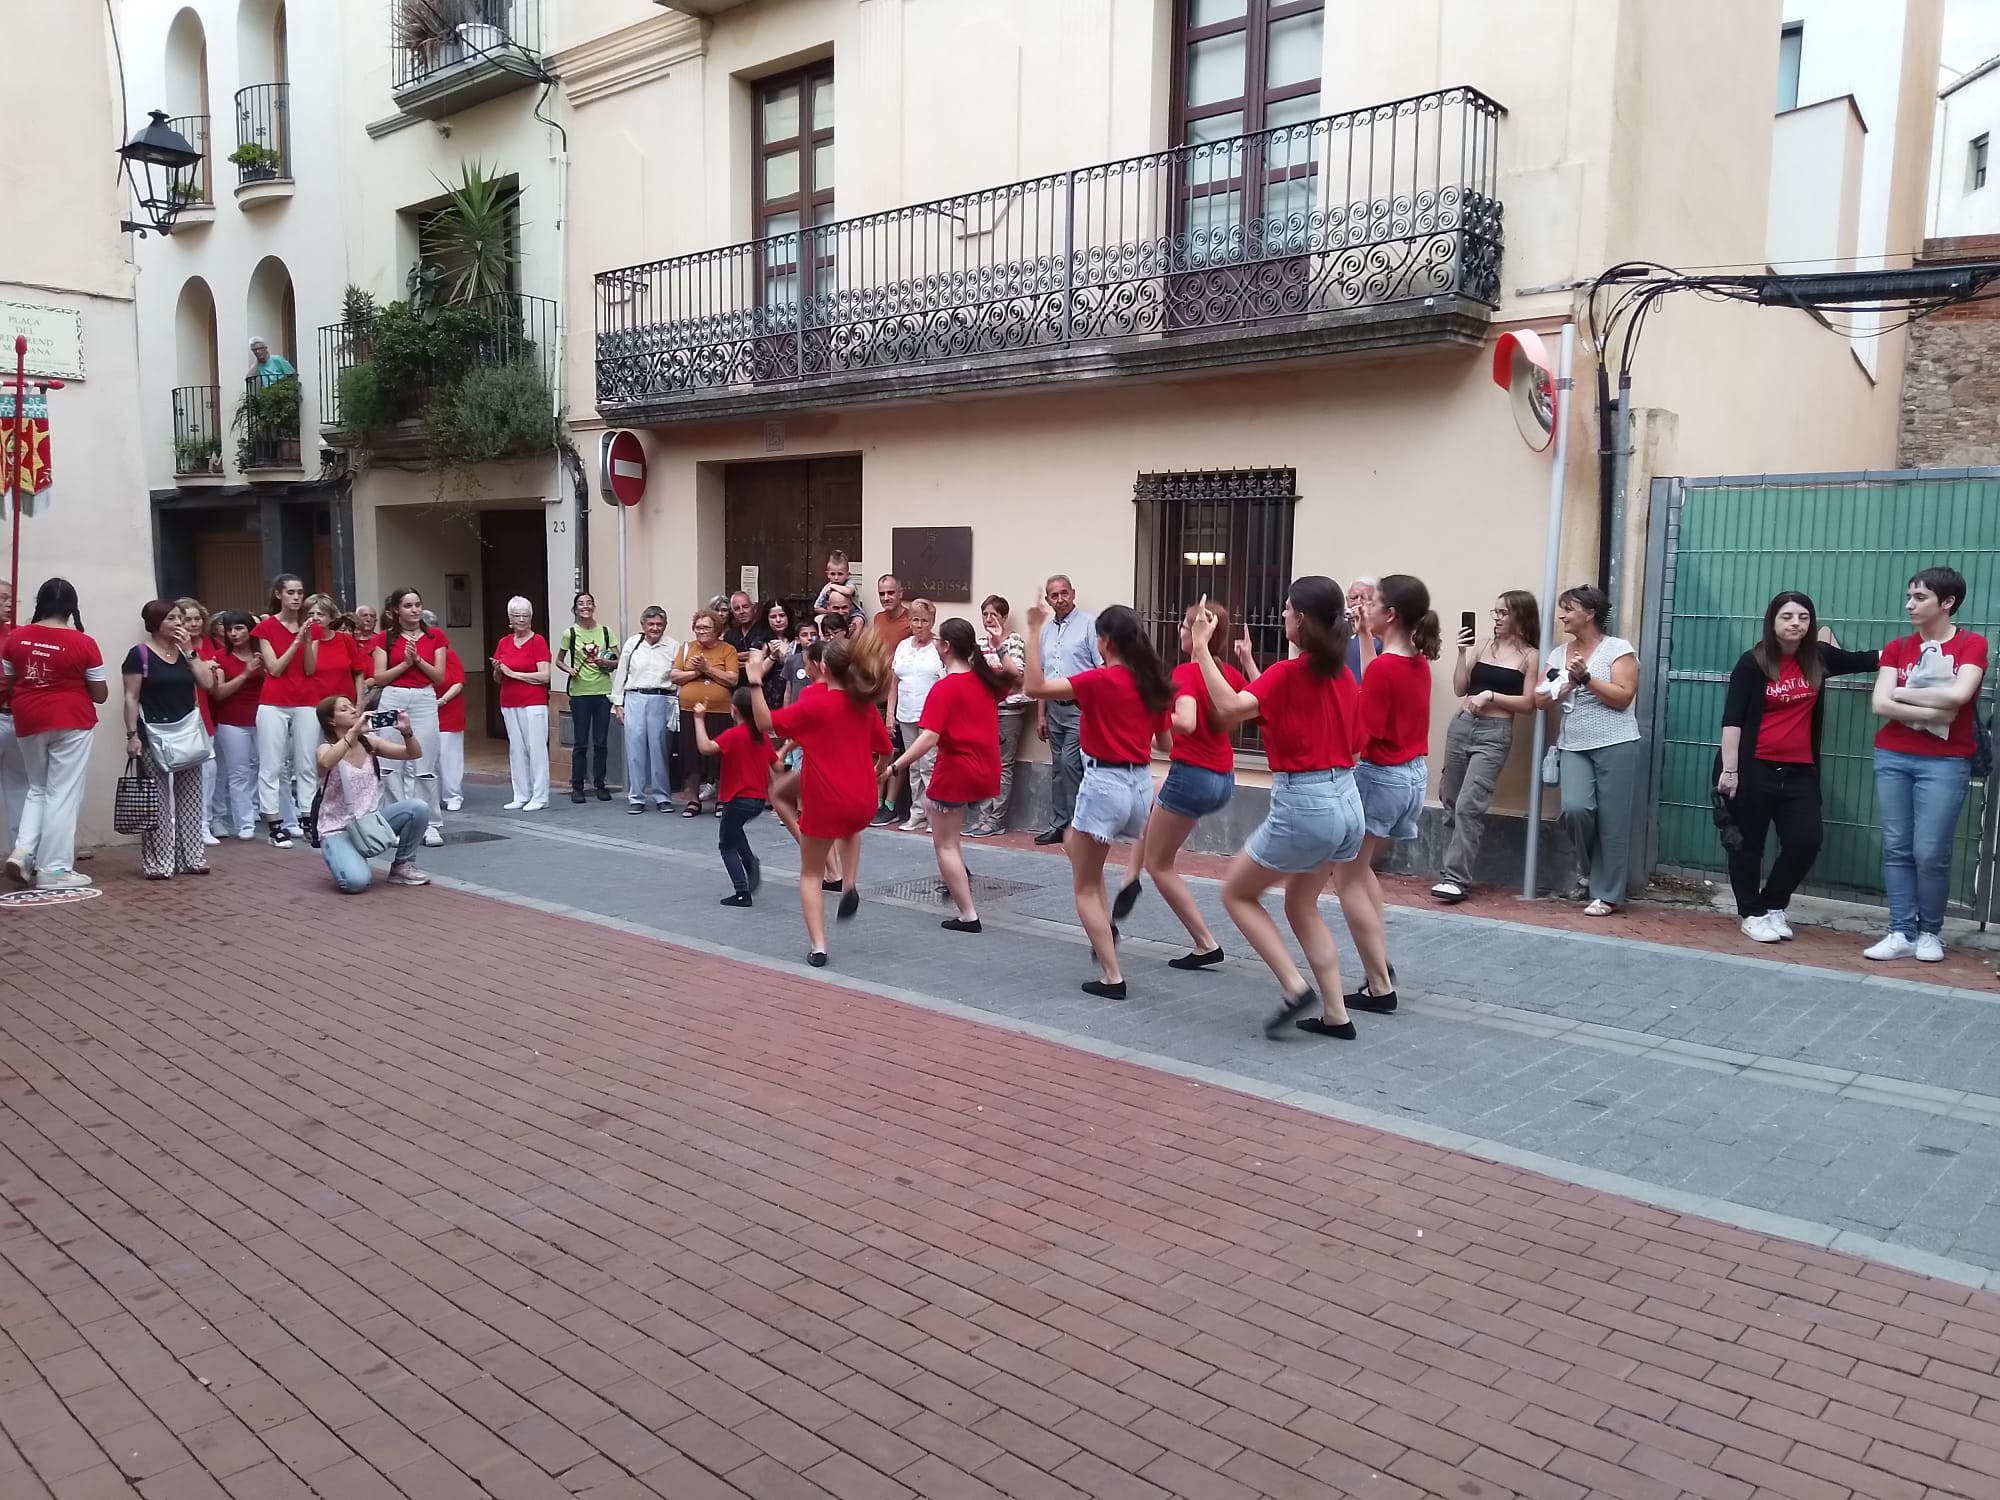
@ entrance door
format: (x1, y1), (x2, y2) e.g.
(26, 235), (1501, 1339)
(478, 509), (549, 741)
(723, 456), (861, 613)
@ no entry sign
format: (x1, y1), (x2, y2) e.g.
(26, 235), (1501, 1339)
(601, 430), (647, 507)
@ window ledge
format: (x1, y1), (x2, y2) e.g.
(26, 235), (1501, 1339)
(234, 177), (295, 209)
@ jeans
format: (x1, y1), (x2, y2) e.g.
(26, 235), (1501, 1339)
(255, 703), (318, 825)
(569, 693), (611, 789)
(978, 701), (1031, 830)
(718, 796), (766, 893)
(14, 728), (92, 872)
(1725, 760), (1823, 917)
(379, 686), (442, 828)
(502, 704), (550, 806)
(1437, 711), (1514, 888)
(1558, 738), (1640, 904)
(622, 693), (675, 805)
(1044, 701), (1083, 831)
(1875, 748), (1971, 936)
(321, 798), (431, 893)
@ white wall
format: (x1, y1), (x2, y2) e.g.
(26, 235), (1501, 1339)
(1930, 63), (2000, 236)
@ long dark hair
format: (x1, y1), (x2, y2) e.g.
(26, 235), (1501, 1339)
(1755, 590), (1825, 689)
(731, 684), (766, 743)
(825, 628), (891, 705)
(1289, 576), (1353, 676)
(383, 587), (422, 626)
(31, 577), (83, 631)
(1497, 589), (1540, 649)
(268, 573), (304, 616)
(1378, 574), (1442, 661)
(1096, 605), (1173, 713)
(938, 617), (1003, 697)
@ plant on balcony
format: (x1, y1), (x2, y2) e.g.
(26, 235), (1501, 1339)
(228, 141), (282, 180)
(173, 433), (223, 474)
(394, 0), (482, 70)
(233, 375), (302, 469)
(170, 179), (206, 205)
(422, 162), (523, 302)
(422, 363), (556, 467)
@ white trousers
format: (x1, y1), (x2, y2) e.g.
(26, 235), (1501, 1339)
(502, 705), (550, 806)
(256, 704), (318, 826)
(214, 723), (259, 836)
(439, 730), (465, 808)
(0, 711), (26, 852)
(378, 685), (442, 826)
(15, 728), (92, 872)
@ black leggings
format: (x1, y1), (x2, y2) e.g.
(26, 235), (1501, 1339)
(1726, 760), (1823, 917)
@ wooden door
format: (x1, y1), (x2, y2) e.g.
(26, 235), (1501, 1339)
(193, 527), (263, 612)
(724, 456), (862, 616)
(478, 509), (549, 740)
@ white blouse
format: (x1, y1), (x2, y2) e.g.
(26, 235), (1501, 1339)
(609, 633), (683, 704)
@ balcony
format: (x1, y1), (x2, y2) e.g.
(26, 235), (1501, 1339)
(237, 375), (303, 474)
(392, 0), (547, 121)
(166, 113), (214, 227)
(317, 292), (559, 463)
(171, 385), (224, 480)
(232, 83), (293, 207)
(594, 87), (1505, 424)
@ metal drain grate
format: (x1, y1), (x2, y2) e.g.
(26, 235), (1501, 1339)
(446, 830), (509, 844)
(874, 874), (1039, 907)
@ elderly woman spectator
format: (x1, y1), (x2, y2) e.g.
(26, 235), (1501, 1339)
(492, 596), (553, 811)
(967, 594), (1028, 837)
(609, 606), (681, 812)
(1537, 584), (1642, 916)
(885, 599), (946, 831)
(673, 609), (740, 816)
(123, 598), (218, 879)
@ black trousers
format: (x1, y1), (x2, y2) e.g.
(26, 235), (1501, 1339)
(568, 695), (610, 789)
(1726, 759), (1823, 917)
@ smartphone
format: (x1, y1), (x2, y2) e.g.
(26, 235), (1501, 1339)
(1460, 610), (1476, 636)
(366, 709), (399, 729)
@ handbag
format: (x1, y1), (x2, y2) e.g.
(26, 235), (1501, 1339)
(306, 753), (393, 854)
(138, 645), (213, 770)
(113, 756), (161, 834)
(1541, 746), (1562, 786)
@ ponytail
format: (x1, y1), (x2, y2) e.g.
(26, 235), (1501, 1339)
(939, 617), (1003, 697)
(731, 684), (765, 743)
(1379, 574), (1441, 661)
(826, 628), (891, 705)
(1097, 605), (1173, 714)
(1288, 577), (1352, 677)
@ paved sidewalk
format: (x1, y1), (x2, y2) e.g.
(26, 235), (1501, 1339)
(3, 848), (2000, 1500)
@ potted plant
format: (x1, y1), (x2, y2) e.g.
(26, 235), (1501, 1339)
(173, 433), (222, 474)
(234, 375), (303, 468)
(395, 0), (479, 72)
(171, 178), (206, 206)
(228, 141), (282, 181)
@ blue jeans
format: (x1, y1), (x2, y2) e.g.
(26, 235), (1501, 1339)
(622, 692), (675, 805)
(718, 796), (765, 893)
(1875, 748), (1971, 935)
(569, 694), (611, 789)
(321, 798), (431, 893)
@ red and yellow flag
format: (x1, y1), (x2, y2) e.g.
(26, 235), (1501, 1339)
(1, 392), (53, 518)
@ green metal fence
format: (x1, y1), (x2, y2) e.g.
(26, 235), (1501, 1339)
(1647, 471), (2000, 914)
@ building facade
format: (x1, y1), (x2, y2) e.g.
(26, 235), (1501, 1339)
(1930, 50), (2000, 237)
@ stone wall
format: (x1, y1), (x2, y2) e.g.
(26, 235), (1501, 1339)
(1899, 234), (2000, 468)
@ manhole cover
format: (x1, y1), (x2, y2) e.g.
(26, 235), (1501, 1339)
(446, 830), (508, 844)
(0, 887), (104, 911)
(875, 874), (1038, 906)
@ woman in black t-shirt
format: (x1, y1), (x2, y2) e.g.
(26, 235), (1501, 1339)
(122, 598), (216, 879)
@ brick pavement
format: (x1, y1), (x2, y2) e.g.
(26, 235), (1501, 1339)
(3, 850), (2000, 1498)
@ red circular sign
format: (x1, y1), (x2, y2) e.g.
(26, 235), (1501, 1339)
(604, 430), (647, 507)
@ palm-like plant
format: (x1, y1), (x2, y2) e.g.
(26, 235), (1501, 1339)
(424, 162), (523, 303)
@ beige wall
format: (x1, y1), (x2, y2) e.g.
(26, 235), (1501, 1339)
(3, 3), (158, 848)
(1768, 98), (1867, 270)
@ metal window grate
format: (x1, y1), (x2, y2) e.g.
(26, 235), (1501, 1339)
(1134, 468), (1299, 755)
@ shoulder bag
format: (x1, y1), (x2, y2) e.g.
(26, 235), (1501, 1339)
(306, 754), (396, 856)
(138, 645), (213, 771)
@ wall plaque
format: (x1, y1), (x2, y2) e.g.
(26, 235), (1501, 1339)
(891, 526), (973, 602)
(0, 301), (84, 381)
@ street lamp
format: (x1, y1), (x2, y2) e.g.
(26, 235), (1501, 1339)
(118, 109), (202, 237)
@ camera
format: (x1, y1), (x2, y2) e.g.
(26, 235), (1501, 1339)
(366, 709), (400, 730)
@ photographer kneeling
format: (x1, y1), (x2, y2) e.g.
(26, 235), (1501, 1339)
(312, 696), (433, 892)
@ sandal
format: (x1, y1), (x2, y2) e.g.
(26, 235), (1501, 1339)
(681, 801), (700, 818)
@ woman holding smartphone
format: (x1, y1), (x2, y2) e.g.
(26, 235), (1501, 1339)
(1432, 591), (1540, 903)
(1536, 585), (1642, 916)
(312, 697), (431, 892)
(368, 588), (450, 844)
(555, 591), (617, 803)
(208, 610), (265, 839)
(251, 573), (315, 847)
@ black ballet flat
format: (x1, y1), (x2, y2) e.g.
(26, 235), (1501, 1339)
(837, 887), (860, 921)
(1265, 986), (1318, 1038)
(1295, 1016), (1358, 1040)
(941, 917), (982, 933)
(1168, 947), (1224, 971)
(1113, 879), (1143, 921)
(807, 950), (828, 968)
(1082, 979), (1127, 1000)
(1345, 987), (1397, 1015)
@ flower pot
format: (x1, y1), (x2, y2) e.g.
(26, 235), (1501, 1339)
(457, 22), (504, 53)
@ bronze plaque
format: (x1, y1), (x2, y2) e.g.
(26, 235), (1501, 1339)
(892, 526), (973, 602)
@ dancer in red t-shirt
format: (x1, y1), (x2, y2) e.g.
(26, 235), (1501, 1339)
(251, 574), (315, 846)
(1025, 600), (1174, 999)
(208, 611), (265, 839)
(887, 618), (1005, 931)
(748, 630), (893, 966)
(694, 686), (780, 906)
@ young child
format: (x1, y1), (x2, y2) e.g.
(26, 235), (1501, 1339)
(813, 550), (865, 626)
(693, 686), (778, 907)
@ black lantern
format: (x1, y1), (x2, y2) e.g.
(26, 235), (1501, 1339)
(118, 109), (203, 237)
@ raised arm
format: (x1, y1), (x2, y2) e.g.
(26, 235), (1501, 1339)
(1189, 605), (1260, 728)
(1022, 604), (1075, 702)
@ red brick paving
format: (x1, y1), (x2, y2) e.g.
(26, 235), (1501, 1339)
(2, 848), (1999, 1499)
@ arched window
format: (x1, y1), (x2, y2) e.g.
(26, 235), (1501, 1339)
(164, 8), (212, 206)
(172, 278), (221, 475)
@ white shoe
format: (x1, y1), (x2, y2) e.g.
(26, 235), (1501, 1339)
(1741, 913), (1782, 943)
(1430, 880), (1465, 903)
(4, 849), (31, 888)
(1582, 899), (1615, 917)
(36, 869), (92, 890)
(202, 832), (220, 847)
(522, 801), (546, 812)
(443, 797), (463, 812)
(1915, 933), (1946, 963)
(504, 800), (525, 811)
(1764, 909), (1794, 941)
(422, 826), (444, 847)
(1864, 931), (1916, 961)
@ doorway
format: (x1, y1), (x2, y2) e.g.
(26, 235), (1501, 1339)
(478, 509), (548, 740)
(723, 455), (861, 613)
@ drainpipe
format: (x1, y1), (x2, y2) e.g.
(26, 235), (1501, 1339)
(1606, 372), (1632, 631)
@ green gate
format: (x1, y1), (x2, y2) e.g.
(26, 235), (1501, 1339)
(1647, 471), (2000, 914)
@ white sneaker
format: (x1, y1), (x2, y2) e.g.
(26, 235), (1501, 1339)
(4, 849), (31, 888)
(202, 832), (221, 847)
(521, 801), (546, 812)
(36, 869), (92, 890)
(422, 826), (444, 847)
(504, 800), (525, 811)
(1741, 913), (1782, 943)
(443, 797), (463, 812)
(1430, 880), (1465, 903)
(1764, 909), (1794, 941)
(1864, 931), (1916, 961)
(1915, 933), (1946, 963)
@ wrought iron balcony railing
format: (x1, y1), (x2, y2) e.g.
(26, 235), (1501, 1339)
(391, 0), (546, 115)
(233, 83), (292, 185)
(316, 291), (559, 432)
(595, 86), (1504, 411)
(167, 114), (211, 208)
(238, 374), (302, 470)
(171, 385), (223, 476)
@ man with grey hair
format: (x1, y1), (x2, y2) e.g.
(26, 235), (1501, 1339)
(1347, 575), (1381, 677)
(609, 605), (681, 812)
(1034, 573), (1102, 844)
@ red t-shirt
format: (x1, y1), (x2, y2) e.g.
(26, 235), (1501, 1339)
(306, 628), (367, 705)
(251, 617), (314, 709)
(1248, 656), (1361, 771)
(370, 628), (450, 691)
(920, 670), (1002, 803)
(1, 625), (104, 736)
(770, 686), (893, 839)
(1359, 651), (1433, 766)
(715, 722), (779, 803)
(212, 650), (263, 728)
(1170, 661), (1247, 773)
(193, 639), (219, 733)
(1754, 658), (1817, 765)
(1069, 665), (1167, 764)
(1876, 628), (1990, 758)
(0, 622), (10, 714)
(437, 650), (467, 733)
(494, 632), (552, 709)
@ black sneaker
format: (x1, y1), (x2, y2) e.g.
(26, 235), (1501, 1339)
(266, 824), (294, 850)
(626, 802), (646, 814)
(1033, 826), (1066, 845)
(719, 893), (753, 907)
(570, 788), (587, 804)
(595, 786), (612, 801)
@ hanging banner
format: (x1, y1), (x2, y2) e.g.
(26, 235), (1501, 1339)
(0, 391), (53, 518)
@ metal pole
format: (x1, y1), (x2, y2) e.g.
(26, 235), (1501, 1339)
(8, 336), (27, 626)
(1605, 371), (1632, 631)
(1522, 321), (1577, 900)
(616, 498), (629, 644)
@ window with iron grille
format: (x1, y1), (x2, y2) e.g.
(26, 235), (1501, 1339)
(1133, 467), (1298, 755)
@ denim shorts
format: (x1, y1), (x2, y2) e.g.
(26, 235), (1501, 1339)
(1071, 762), (1154, 843)
(1157, 761), (1234, 819)
(1356, 755), (1426, 840)
(925, 795), (980, 811)
(1245, 768), (1364, 873)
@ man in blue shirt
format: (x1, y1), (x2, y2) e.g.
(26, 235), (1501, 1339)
(1035, 573), (1102, 843)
